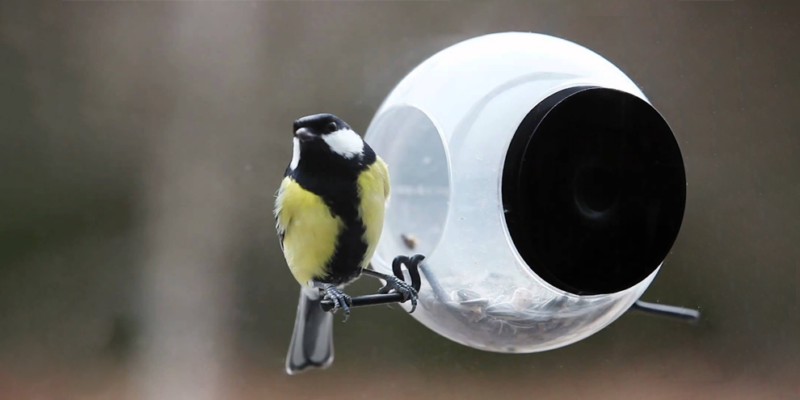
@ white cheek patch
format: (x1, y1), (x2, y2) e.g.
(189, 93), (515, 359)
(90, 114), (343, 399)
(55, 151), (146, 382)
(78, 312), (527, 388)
(322, 129), (364, 159)
(290, 137), (301, 170)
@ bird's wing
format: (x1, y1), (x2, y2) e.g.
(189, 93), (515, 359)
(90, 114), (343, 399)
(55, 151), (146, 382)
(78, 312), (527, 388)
(274, 178), (290, 253)
(277, 226), (285, 253)
(375, 156), (391, 202)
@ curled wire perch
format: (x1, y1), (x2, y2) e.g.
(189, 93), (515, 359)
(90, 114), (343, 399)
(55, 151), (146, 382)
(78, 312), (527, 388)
(319, 254), (425, 312)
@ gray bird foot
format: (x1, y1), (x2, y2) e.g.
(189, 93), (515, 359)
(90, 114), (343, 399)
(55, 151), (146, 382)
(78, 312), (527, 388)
(321, 284), (352, 321)
(378, 275), (419, 313)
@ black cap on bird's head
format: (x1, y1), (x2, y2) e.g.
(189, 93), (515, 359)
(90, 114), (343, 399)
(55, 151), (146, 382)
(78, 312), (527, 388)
(289, 113), (372, 172)
(293, 113), (351, 141)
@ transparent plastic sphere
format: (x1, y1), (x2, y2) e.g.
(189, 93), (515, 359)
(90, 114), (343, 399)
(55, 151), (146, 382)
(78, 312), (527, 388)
(364, 32), (685, 353)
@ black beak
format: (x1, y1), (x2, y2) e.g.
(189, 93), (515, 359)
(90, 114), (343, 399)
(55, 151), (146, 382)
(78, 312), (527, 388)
(294, 127), (314, 141)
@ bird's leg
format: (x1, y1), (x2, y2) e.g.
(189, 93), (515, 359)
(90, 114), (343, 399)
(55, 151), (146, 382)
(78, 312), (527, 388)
(362, 268), (419, 313)
(311, 281), (353, 320)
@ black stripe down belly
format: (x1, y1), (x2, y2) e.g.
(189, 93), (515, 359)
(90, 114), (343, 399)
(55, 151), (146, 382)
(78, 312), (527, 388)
(291, 167), (368, 286)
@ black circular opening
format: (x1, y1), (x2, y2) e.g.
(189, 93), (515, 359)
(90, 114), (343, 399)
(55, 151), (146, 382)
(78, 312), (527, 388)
(502, 86), (686, 295)
(574, 165), (619, 215)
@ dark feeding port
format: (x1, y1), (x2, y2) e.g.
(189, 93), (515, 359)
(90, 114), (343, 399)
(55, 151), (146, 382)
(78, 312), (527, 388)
(502, 86), (686, 295)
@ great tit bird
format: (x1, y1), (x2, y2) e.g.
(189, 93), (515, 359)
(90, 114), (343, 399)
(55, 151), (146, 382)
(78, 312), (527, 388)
(274, 113), (418, 375)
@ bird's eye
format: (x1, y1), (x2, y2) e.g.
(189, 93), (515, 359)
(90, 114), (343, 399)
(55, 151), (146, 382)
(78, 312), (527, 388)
(326, 121), (338, 132)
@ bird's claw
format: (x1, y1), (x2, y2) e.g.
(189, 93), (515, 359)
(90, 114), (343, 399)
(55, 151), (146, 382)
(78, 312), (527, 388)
(378, 275), (418, 313)
(322, 284), (352, 321)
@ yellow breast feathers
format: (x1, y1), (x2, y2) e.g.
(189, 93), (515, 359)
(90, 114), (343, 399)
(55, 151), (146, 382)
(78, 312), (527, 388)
(274, 178), (345, 286)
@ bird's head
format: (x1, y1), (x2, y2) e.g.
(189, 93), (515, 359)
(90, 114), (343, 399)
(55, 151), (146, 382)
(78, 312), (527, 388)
(289, 113), (369, 172)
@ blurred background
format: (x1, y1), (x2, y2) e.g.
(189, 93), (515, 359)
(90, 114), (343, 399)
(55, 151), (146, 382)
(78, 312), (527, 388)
(0, 1), (797, 399)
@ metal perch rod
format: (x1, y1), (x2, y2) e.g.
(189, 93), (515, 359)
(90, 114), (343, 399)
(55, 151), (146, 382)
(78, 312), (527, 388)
(320, 254), (425, 312)
(320, 253), (700, 325)
(630, 300), (701, 324)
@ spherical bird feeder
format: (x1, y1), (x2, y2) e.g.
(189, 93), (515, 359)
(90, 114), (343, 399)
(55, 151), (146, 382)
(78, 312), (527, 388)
(363, 32), (693, 353)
